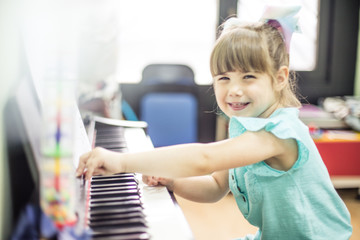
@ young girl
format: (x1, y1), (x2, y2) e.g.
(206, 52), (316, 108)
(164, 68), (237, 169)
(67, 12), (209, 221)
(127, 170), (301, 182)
(76, 6), (353, 240)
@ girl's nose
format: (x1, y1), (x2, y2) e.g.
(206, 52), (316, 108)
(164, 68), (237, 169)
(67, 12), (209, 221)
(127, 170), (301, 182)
(229, 84), (243, 97)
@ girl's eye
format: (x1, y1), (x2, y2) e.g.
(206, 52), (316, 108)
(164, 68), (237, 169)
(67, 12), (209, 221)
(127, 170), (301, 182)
(243, 74), (256, 79)
(218, 76), (230, 81)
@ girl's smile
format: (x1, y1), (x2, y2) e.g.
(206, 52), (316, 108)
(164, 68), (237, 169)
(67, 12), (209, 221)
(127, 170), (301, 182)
(228, 102), (250, 111)
(213, 70), (279, 118)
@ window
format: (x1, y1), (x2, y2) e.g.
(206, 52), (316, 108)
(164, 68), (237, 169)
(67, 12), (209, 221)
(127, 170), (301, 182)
(22, 0), (218, 88)
(116, 0), (217, 84)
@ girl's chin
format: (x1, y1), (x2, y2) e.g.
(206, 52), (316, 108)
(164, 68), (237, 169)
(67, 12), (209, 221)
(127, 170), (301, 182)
(230, 112), (251, 118)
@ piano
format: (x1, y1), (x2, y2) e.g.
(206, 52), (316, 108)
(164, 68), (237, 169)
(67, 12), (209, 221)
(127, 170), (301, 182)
(5, 73), (194, 240)
(75, 115), (194, 240)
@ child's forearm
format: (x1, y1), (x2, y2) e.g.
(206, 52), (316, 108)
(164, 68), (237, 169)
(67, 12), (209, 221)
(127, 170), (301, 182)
(122, 143), (216, 178)
(172, 171), (230, 203)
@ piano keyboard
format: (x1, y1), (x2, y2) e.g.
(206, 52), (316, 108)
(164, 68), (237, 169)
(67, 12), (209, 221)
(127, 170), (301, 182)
(94, 122), (129, 152)
(76, 117), (194, 240)
(87, 122), (148, 239)
(89, 174), (149, 240)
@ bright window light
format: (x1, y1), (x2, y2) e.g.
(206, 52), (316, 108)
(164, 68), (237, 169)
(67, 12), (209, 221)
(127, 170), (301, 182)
(115, 0), (217, 84)
(22, 0), (218, 89)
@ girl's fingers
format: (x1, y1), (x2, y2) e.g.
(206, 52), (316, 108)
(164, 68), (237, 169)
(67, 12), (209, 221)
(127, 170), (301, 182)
(77, 150), (101, 180)
(77, 147), (117, 180)
(142, 175), (150, 184)
(142, 175), (160, 186)
(85, 162), (94, 180)
(151, 176), (159, 186)
(76, 151), (91, 177)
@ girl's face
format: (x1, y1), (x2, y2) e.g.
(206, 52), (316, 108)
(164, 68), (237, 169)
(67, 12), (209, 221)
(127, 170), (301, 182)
(213, 70), (280, 118)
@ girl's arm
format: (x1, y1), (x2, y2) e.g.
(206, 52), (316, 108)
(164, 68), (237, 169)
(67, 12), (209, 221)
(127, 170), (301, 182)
(144, 170), (229, 203)
(171, 170), (230, 203)
(77, 129), (297, 180)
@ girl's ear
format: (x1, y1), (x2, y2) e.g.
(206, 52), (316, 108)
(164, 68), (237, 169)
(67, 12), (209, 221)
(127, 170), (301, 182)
(275, 66), (289, 91)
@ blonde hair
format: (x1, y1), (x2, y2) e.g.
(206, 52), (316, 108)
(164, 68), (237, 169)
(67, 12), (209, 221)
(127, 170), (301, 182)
(210, 20), (301, 108)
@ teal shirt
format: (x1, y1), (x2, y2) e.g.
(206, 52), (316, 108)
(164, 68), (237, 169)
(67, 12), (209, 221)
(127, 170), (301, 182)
(228, 108), (352, 240)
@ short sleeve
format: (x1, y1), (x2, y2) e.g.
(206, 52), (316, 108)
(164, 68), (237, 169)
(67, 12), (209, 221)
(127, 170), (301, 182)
(229, 108), (309, 173)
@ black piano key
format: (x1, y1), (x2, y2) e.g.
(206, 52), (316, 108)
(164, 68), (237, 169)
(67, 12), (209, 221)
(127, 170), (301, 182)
(95, 139), (125, 143)
(89, 216), (147, 228)
(90, 207), (143, 217)
(95, 142), (127, 147)
(95, 136), (125, 143)
(95, 143), (127, 149)
(92, 226), (148, 236)
(91, 185), (138, 193)
(92, 174), (137, 180)
(95, 129), (124, 136)
(92, 173), (136, 178)
(90, 196), (141, 206)
(96, 134), (124, 138)
(90, 189), (140, 199)
(95, 136), (126, 142)
(96, 132), (125, 138)
(95, 146), (128, 152)
(89, 211), (146, 222)
(91, 177), (138, 185)
(95, 147), (128, 153)
(91, 183), (138, 190)
(91, 182), (138, 190)
(92, 173), (136, 179)
(92, 231), (150, 240)
(90, 200), (142, 211)
(90, 206), (144, 216)
(90, 198), (141, 207)
(95, 137), (126, 143)
(95, 123), (125, 129)
(96, 142), (126, 148)
(92, 233), (150, 240)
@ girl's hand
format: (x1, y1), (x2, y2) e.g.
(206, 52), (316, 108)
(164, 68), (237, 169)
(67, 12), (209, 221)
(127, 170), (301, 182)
(76, 147), (122, 180)
(142, 175), (175, 192)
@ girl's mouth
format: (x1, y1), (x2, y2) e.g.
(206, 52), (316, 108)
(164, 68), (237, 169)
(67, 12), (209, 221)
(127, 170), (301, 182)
(229, 102), (249, 111)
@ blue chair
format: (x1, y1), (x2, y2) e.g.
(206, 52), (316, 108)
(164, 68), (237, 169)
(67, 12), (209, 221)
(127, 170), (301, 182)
(139, 64), (198, 147)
